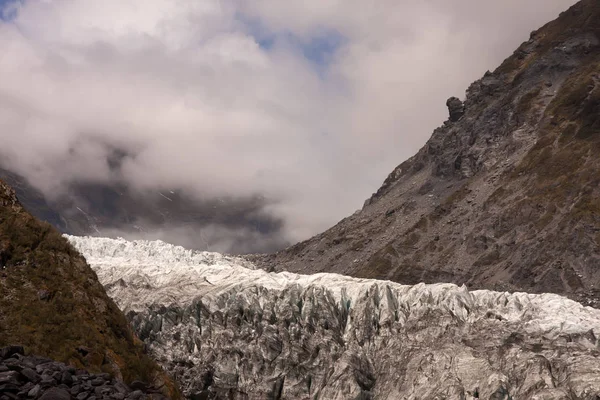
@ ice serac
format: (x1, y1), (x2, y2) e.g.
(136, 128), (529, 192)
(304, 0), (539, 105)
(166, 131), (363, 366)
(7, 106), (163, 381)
(67, 235), (600, 400)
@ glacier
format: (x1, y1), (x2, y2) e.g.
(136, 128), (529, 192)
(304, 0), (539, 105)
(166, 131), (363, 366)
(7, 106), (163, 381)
(66, 235), (600, 400)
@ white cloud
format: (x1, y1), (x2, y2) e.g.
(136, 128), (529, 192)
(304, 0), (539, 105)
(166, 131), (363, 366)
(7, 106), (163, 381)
(0, 0), (578, 245)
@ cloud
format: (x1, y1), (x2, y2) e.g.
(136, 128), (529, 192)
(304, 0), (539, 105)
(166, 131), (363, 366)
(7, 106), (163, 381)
(0, 0), (578, 249)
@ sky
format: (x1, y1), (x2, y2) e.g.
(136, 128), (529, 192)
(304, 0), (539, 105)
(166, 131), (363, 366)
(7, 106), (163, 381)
(0, 0), (578, 250)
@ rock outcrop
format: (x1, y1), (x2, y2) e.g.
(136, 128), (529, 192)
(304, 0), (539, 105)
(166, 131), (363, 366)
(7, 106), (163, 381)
(0, 180), (177, 398)
(0, 346), (167, 400)
(251, 0), (600, 308)
(68, 235), (600, 400)
(446, 96), (465, 122)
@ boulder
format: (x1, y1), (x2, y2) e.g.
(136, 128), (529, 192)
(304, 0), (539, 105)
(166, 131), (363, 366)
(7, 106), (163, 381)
(127, 382), (146, 392)
(20, 368), (41, 383)
(28, 385), (42, 398)
(0, 347), (24, 361)
(39, 388), (71, 400)
(61, 372), (73, 386)
(0, 372), (20, 386)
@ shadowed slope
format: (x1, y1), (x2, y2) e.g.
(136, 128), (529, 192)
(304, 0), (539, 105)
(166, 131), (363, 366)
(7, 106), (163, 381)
(0, 180), (178, 397)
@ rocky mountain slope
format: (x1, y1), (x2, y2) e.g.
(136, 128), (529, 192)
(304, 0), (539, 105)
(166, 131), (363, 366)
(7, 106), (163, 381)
(0, 168), (286, 254)
(69, 235), (600, 400)
(0, 180), (177, 397)
(253, 0), (600, 307)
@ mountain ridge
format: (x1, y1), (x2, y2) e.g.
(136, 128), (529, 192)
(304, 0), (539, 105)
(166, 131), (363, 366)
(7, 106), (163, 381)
(251, 0), (600, 307)
(0, 167), (287, 255)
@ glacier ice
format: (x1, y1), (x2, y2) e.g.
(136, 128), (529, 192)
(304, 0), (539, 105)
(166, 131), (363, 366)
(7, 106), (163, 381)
(67, 235), (600, 400)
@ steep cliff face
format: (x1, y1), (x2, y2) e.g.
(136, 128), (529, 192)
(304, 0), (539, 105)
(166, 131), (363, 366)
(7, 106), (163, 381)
(253, 0), (600, 306)
(69, 235), (600, 400)
(0, 180), (176, 396)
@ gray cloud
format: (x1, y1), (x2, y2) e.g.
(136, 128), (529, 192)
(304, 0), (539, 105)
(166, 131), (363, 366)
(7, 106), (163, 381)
(0, 0), (577, 249)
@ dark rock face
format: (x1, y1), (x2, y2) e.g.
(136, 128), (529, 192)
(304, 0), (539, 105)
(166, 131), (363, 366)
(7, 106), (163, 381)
(252, 0), (600, 308)
(446, 96), (465, 122)
(0, 346), (166, 400)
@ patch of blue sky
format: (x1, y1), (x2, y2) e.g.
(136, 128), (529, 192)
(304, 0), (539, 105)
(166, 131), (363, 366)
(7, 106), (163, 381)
(289, 30), (345, 69)
(236, 13), (345, 72)
(0, 0), (21, 22)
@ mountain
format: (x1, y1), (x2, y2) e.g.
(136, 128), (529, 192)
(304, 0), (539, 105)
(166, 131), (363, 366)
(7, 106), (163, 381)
(68, 235), (600, 399)
(0, 169), (68, 233)
(0, 168), (287, 254)
(0, 180), (177, 397)
(252, 0), (600, 307)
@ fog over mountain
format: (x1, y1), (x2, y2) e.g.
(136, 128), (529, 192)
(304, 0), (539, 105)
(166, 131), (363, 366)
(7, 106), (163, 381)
(0, 0), (577, 252)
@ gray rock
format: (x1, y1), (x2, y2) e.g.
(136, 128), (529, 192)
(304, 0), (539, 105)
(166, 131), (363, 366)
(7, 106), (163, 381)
(127, 391), (142, 400)
(0, 384), (20, 393)
(2, 360), (23, 372)
(38, 388), (71, 400)
(21, 382), (34, 393)
(76, 392), (88, 400)
(20, 369), (41, 384)
(0, 355), (154, 400)
(0, 372), (21, 386)
(60, 373), (72, 387)
(125, 383), (144, 393)
(112, 384), (128, 396)
(37, 290), (51, 302)
(28, 385), (42, 398)
(39, 379), (57, 390)
(89, 380), (104, 388)
(446, 96), (465, 122)
(0, 348), (24, 361)
(93, 387), (107, 396)
(17, 358), (36, 370)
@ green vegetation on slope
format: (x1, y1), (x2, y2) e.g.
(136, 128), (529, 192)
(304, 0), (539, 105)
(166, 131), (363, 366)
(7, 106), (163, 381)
(0, 180), (178, 397)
